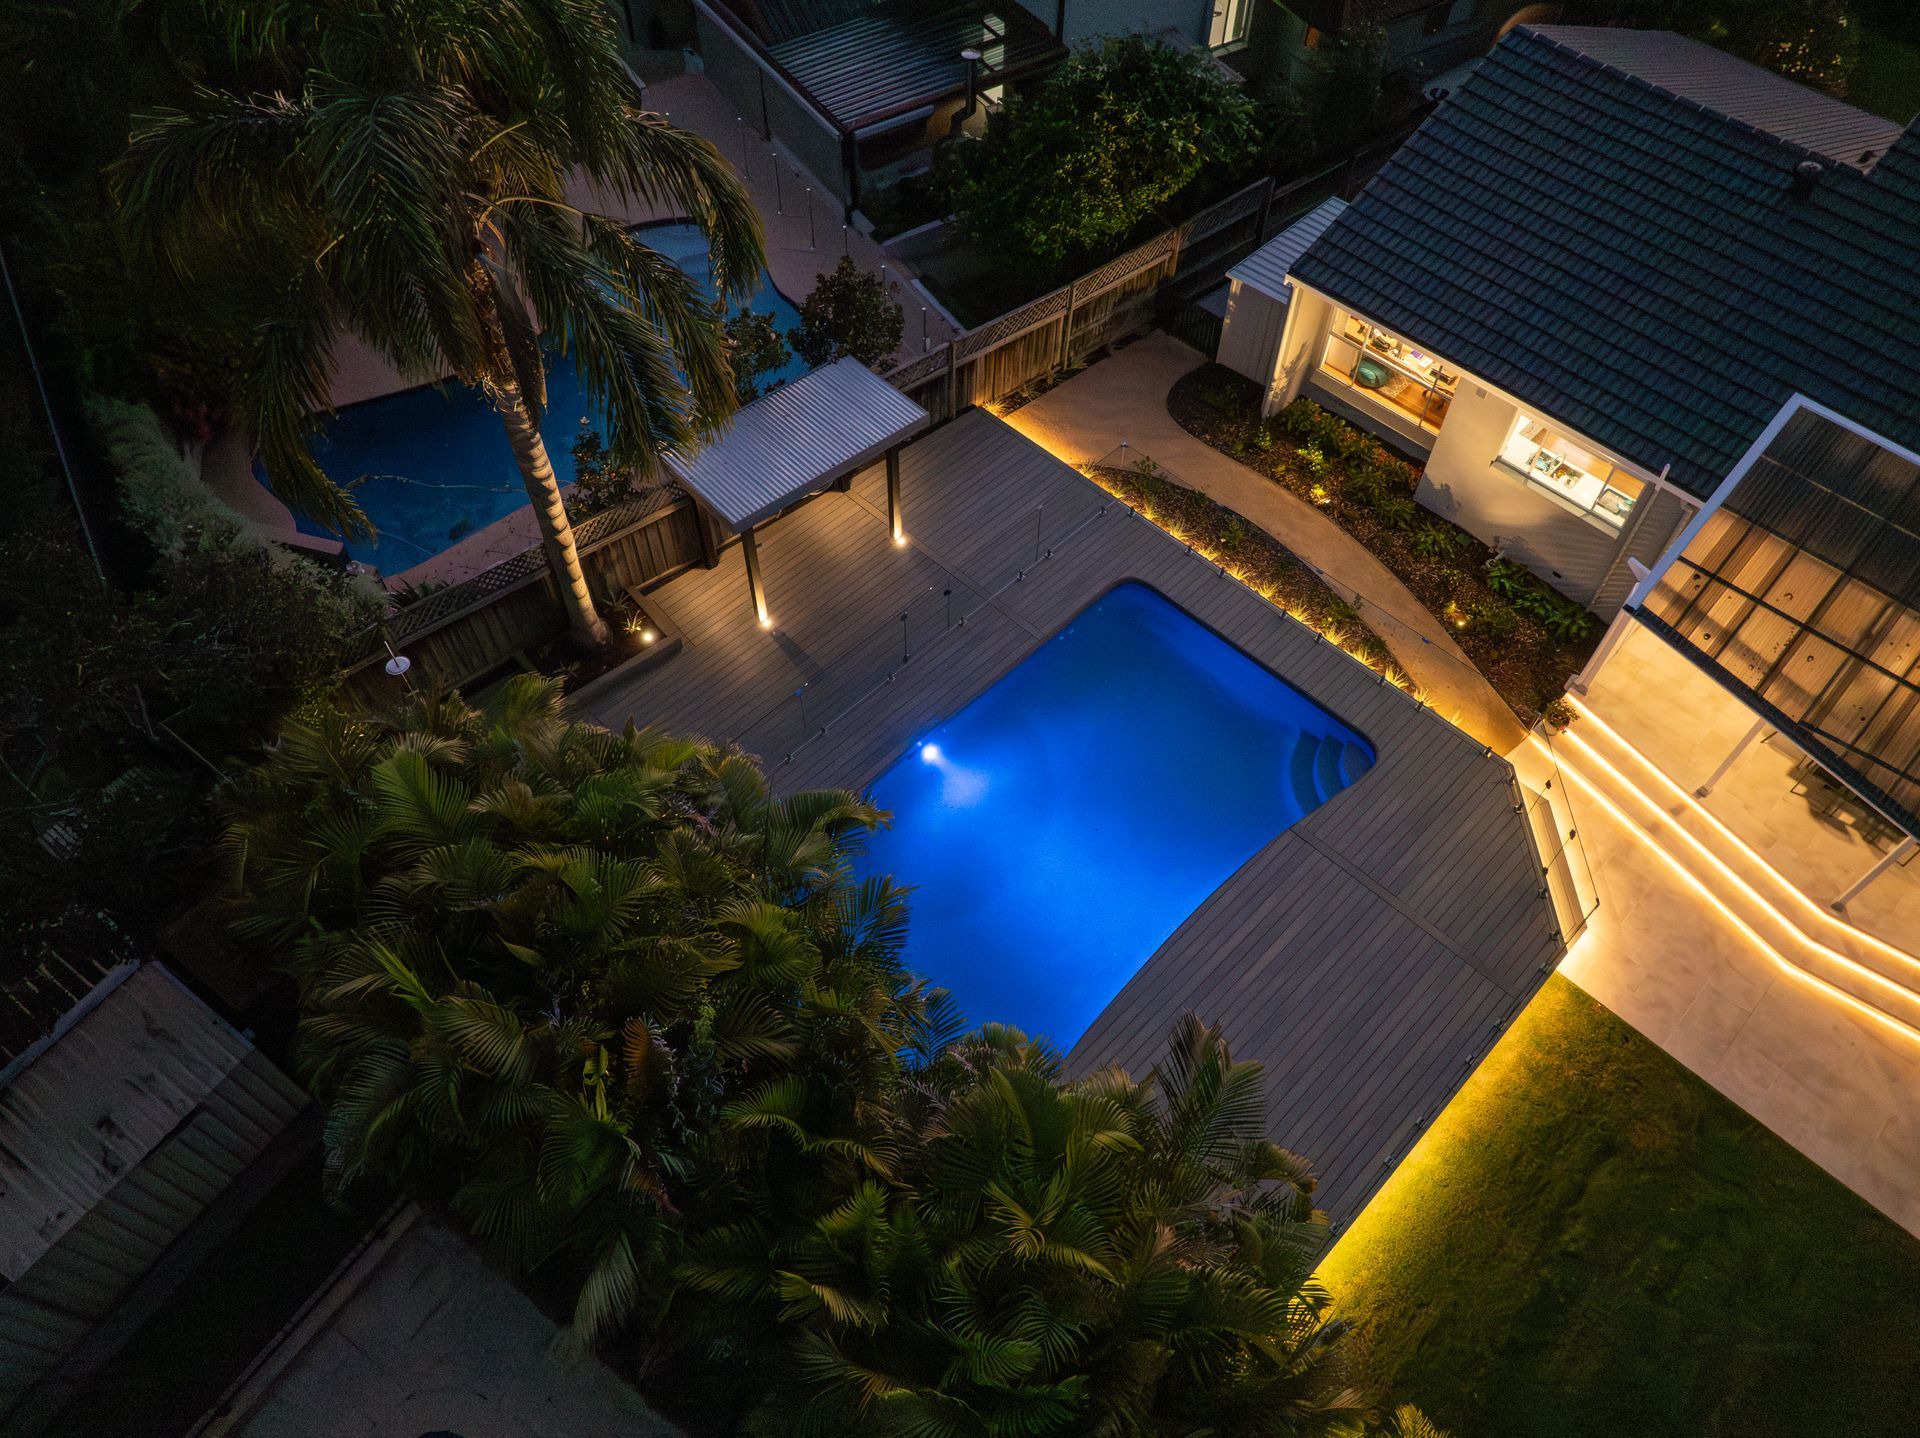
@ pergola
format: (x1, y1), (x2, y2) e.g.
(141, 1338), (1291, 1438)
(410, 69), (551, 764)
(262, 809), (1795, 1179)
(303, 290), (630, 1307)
(665, 357), (930, 626)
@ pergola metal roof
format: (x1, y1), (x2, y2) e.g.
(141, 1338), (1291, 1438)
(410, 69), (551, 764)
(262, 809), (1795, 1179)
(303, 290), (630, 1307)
(765, 3), (1063, 134)
(1229, 198), (1347, 304)
(665, 358), (930, 533)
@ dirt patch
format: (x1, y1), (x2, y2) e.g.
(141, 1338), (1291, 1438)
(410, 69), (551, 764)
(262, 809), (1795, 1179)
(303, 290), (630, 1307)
(1167, 365), (1598, 723)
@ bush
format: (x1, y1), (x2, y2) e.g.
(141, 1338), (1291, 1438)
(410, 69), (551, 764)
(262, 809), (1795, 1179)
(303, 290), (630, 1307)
(790, 257), (904, 369)
(86, 394), (247, 555)
(943, 36), (1258, 266)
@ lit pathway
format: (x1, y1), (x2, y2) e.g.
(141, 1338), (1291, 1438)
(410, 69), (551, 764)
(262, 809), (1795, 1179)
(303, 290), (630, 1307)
(1003, 333), (1526, 752)
(1552, 736), (1920, 1237)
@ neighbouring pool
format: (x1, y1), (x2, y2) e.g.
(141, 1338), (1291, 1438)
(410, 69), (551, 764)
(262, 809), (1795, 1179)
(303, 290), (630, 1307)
(860, 583), (1375, 1049)
(284, 222), (809, 570)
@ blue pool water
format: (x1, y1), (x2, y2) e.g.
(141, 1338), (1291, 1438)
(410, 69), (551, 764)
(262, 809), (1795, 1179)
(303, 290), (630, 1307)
(860, 583), (1375, 1050)
(287, 222), (809, 570)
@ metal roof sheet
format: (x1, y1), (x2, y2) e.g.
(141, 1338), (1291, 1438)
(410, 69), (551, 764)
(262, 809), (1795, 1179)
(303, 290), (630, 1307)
(1227, 198), (1348, 303)
(0, 964), (260, 1282)
(767, 4), (1063, 132)
(1289, 27), (1920, 501)
(665, 357), (930, 531)
(1532, 25), (1905, 169)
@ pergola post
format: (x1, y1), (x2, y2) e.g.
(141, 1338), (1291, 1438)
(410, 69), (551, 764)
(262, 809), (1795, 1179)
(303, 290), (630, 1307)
(1832, 835), (1917, 912)
(1695, 716), (1770, 797)
(886, 446), (904, 546)
(742, 526), (771, 628)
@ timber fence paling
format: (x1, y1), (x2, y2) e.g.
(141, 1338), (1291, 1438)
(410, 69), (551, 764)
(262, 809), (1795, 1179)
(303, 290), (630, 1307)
(348, 488), (704, 697)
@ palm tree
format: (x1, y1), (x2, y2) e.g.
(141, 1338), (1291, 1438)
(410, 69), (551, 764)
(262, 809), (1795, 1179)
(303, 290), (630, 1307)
(114, 0), (763, 644)
(677, 1016), (1373, 1436)
(220, 676), (937, 1342)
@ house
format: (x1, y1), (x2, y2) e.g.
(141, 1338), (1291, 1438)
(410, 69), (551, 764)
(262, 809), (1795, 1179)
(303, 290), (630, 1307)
(1220, 24), (1920, 617)
(1221, 23), (1920, 947)
(0, 963), (309, 1433)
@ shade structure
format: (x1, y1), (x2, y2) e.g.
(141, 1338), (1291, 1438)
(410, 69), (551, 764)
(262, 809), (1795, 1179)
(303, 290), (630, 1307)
(664, 357), (930, 534)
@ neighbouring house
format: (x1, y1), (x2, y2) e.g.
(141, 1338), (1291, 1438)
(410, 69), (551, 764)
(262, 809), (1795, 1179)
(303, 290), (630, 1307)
(0, 963), (309, 1434)
(1221, 23), (1920, 955)
(1031, 0), (1537, 92)
(693, 0), (1065, 209)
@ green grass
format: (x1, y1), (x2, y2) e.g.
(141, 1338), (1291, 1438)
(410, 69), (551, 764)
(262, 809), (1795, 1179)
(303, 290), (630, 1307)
(1321, 977), (1920, 1438)
(1852, 26), (1920, 125)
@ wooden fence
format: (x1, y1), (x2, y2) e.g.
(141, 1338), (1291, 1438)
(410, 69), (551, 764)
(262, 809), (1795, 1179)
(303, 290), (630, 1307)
(344, 486), (710, 704)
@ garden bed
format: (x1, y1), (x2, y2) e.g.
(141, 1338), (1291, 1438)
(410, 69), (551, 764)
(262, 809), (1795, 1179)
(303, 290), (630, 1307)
(1169, 365), (1597, 723)
(1086, 461), (1408, 688)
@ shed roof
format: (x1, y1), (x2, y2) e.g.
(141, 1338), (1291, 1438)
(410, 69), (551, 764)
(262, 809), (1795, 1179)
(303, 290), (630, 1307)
(1531, 26), (1906, 168)
(0, 964), (260, 1282)
(665, 358), (930, 531)
(1289, 26), (1920, 501)
(766, 2), (1063, 133)
(1228, 198), (1347, 303)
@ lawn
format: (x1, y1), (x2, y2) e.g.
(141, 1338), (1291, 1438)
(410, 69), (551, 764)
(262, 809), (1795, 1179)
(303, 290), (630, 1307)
(1321, 977), (1920, 1438)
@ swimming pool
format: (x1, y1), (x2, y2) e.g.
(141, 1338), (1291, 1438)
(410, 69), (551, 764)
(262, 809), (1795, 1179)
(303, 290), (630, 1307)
(286, 222), (809, 570)
(859, 583), (1375, 1049)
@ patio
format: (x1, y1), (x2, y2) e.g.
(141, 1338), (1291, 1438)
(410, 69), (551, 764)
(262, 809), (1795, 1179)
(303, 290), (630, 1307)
(580, 409), (1564, 1220)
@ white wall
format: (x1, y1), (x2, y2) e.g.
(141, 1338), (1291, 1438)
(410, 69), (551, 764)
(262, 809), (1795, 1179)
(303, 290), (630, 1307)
(1418, 381), (1620, 604)
(1217, 279), (1287, 384)
(1265, 283), (1333, 416)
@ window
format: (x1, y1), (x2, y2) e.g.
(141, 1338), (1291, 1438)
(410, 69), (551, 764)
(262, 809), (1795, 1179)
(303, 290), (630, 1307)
(1496, 415), (1644, 530)
(1317, 312), (1460, 433)
(1209, 0), (1251, 51)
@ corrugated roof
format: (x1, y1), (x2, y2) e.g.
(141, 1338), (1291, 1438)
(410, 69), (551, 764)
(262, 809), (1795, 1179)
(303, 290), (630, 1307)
(1532, 25), (1906, 168)
(666, 357), (930, 531)
(768, 4), (1063, 132)
(0, 964), (260, 1282)
(1289, 27), (1920, 501)
(1227, 198), (1348, 302)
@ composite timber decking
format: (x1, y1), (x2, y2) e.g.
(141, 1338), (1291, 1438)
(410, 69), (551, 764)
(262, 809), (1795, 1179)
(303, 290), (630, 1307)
(581, 410), (1564, 1223)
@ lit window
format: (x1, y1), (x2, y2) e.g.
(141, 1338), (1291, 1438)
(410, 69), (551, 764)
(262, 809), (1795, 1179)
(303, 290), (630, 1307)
(1318, 311), (1459, 433)
(1209, 0), (1252, 50)
(1496, 415), (1644, 530)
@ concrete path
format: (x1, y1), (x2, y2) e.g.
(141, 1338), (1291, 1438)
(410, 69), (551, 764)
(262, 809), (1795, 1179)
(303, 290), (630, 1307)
(1003, 333), (1526, 751)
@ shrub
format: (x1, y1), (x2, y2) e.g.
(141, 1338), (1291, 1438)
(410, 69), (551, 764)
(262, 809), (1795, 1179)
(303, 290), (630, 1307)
(570, 429), (636, 513)
(1376, 493), (1419, 531)
(943, 36), (1258, 265)
(86, 394), (248, 555)
(791, 257), (904, 368)
(1300, 442), (1329, 479)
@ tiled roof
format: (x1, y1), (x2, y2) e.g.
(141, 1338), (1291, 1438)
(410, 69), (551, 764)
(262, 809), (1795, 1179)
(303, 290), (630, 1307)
(1288, 26), (1920, 501)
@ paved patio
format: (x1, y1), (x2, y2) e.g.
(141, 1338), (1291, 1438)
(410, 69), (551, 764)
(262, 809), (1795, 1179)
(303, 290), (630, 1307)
(581, 409), (1562, 1221)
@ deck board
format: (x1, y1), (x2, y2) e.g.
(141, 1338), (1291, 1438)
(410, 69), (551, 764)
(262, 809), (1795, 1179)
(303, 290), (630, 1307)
(579, 410), (1562, 1226)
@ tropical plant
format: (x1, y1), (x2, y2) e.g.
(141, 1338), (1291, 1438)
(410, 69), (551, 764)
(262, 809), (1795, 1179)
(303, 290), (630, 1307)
(112, 0), (762, 645)
(218, 676), (942, 1345)
(791, 258), (905, 369)
(943, 35), (1259, 265)
(678, 1016), (1371, 1437)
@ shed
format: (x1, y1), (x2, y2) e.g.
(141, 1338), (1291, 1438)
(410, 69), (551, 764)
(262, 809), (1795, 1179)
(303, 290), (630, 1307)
(0, 963), (307, 1428)
(664, 357), (930, 625)
(1216, 198), (1347, 387)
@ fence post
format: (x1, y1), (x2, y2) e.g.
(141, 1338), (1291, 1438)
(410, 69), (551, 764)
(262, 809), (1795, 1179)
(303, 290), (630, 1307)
(1056, 279), (1077, 372)
(1253, 174), (1276, 243)
(943, 339), (959, 420)
(1167, 224), (1186, 280)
